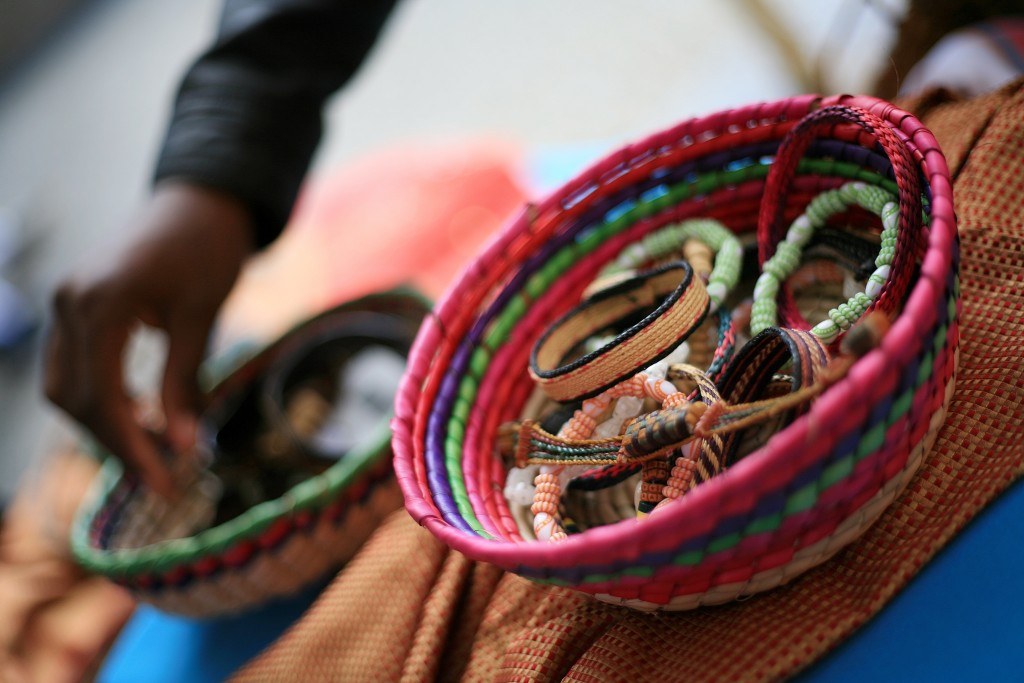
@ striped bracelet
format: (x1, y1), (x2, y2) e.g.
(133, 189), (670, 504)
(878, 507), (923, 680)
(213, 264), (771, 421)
(529, 260), (710, 403)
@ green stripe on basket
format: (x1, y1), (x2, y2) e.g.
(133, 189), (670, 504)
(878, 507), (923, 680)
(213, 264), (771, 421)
(544, 577), (573, 587)
(746, 512), (783, 534)
(853, 423), (887, 460)
(452, 393), (472, 423)
(486, 308), (520, 350)
(528, 304), (956, 587)
(933, 324), (947, 355)
(445, 160), (904, 538)
(577, 224), (611, 252)
(674, 550), (706, 566)
(449, 376), (492, 536)
(549, 246), (581, 275)
(469, 347), (491, 381)
(891, 388), (914, 422)
(783, 482), (819, 515)
(623, 566), (655, 578)
(916, 352), (934, 387)
(71, 415), (395, 577)
(707, 532), (744, 554)
(820, 458), (854, 489)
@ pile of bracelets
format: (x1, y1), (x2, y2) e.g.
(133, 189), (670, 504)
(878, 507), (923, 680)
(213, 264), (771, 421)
(513, 177), (918, 542)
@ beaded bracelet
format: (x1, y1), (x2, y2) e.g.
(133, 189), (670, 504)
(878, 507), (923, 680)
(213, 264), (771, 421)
(530, 260), (709, 403)
(521, 359), (729, 538)
(530, 363), (690, 541)
(749, 181), (898, 343)
(595, 218), (743, 312)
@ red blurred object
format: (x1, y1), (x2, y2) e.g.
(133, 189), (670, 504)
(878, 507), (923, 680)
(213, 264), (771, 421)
(217, 137), (527, 346)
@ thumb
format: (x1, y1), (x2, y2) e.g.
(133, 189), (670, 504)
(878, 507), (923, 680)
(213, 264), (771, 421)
(160, 315), (211, 456)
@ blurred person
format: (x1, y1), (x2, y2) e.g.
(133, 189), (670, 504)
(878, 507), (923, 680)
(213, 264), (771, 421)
(2, 0), (1022, 681)
(43, 0), (399, 500)
(5, 3), (397, 680)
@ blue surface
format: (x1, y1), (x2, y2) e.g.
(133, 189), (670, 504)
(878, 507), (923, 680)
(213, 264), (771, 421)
(799, 479), (1024, 682)
(98, 578), (328, 683)
(98, 482), (1024, 682)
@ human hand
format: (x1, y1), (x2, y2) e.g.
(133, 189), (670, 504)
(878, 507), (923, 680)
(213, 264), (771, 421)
(44, 182), (255, 497)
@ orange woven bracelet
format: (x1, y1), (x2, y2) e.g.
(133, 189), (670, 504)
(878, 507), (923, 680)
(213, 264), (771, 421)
(529, 261), (709, 403)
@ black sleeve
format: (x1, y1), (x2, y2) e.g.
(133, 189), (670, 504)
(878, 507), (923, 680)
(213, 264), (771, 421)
(153, 0), (398, 246)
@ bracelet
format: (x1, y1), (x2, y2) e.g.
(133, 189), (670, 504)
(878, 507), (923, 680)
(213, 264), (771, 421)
(530, 368), (689, 541)
(595, 218), (743, 312)
(749, 182), (898, 343)
(530, 261), (709, 403)
(711, 326), (831, 466)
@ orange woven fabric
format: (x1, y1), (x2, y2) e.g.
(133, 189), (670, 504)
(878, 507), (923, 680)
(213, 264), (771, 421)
(231, 81), (1024, 683)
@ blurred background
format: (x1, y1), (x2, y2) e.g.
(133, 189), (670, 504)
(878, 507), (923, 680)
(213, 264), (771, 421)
(0, 0), (906, 501)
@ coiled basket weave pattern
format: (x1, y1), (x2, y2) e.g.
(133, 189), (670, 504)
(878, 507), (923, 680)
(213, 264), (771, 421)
(72, 290), (428, 617)
(392, 94), (959, 611)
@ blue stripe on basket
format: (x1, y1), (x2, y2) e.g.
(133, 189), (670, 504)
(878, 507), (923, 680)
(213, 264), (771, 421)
(869, 394), (895, 425)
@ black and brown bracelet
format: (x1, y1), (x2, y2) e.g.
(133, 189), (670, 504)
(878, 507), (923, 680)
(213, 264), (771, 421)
(529, 260), (711, 404)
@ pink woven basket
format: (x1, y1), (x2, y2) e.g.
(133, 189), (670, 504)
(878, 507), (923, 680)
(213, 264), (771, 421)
(392, 94), (958, 611)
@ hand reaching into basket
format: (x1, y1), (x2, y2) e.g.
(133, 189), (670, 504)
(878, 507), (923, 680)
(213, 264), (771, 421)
(44, 181), (255, 499)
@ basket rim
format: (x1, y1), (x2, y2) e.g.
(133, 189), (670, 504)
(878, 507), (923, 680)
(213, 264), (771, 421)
(392, 93), (957, 576)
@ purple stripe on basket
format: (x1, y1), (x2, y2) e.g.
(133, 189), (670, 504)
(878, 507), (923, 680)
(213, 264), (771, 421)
(869, 394), (896, 425)
(815, 139), (895, 179)
(750, 489), (789, 519)
(789, 459), (828, 491)
(96, 475), (141, 551)
(424, 362), (477, 534)
(833, 430), (865, 463)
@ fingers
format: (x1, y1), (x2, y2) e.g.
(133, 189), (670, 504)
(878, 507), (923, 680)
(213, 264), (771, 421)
(44, 282), (177, 500)
(160, 310), (214, 457)
(42, 184), (254, 501)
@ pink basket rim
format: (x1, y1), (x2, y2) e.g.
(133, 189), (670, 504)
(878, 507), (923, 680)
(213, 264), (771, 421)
(392, 93), (956, 572)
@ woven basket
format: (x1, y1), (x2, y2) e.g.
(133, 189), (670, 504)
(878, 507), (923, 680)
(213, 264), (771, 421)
(72, 290), (428, 617)
(392, 94), (959, 611)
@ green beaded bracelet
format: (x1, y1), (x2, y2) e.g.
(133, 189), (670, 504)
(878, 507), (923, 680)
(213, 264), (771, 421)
(598, 218), (743, 312)
(750, 182), (898, 343)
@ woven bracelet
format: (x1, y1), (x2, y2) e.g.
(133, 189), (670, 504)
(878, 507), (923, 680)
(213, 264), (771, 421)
(711, 326), (831, 465)
(530, 261), (710, 403)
